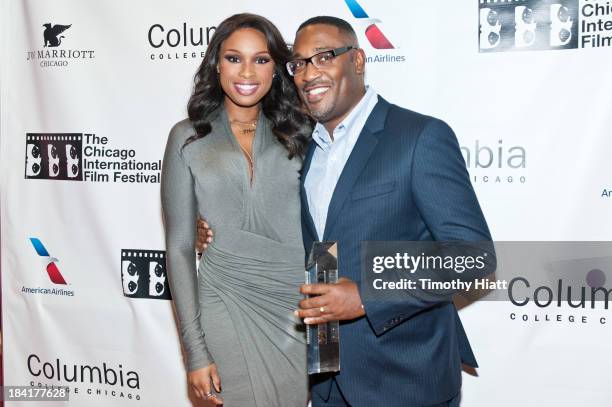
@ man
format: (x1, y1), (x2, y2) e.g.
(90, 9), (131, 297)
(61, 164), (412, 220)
(198, 15), (493, 407)
(289, 16), (493, 406)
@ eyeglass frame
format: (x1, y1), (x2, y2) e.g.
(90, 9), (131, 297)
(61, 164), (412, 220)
(286, 45), (356, 76)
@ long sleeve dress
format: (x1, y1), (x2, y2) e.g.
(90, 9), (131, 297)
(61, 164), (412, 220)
(161, 107), (307, 406)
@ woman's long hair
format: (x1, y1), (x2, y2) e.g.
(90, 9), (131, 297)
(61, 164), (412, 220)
(185, 13), (312, 158)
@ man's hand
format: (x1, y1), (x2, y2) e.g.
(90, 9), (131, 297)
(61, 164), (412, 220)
(195, 216), (213, 256)
(296, 277), (366, 324)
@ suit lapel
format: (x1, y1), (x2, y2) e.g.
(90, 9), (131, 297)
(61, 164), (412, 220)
(323, 97), (390, 240)
(300, 141), (318, 240)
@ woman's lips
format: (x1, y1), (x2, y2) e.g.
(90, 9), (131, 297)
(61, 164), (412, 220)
(234, 83), (260, 96)
(303, 86), (331, 103)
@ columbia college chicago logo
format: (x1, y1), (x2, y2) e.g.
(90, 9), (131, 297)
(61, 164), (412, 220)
(479, 0), (579, 52)
(25, 133), (83, 181)
(121, 250), (171, 300)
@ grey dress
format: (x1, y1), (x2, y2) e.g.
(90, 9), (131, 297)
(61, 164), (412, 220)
(161, 108), (307, 406)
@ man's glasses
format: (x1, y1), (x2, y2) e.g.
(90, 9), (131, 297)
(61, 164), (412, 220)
(286, 46), (356, 76)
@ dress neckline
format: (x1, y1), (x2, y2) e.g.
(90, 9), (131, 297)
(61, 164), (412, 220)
(218, 107), (267, 189)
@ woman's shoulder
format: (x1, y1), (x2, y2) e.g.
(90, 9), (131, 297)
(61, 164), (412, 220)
(168, 110), (225, 146)
(168, 118), (196, 146)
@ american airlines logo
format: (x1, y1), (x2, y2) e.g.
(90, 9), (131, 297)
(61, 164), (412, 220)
(29, 238), (68, 285)
(344, 0), (395, 49)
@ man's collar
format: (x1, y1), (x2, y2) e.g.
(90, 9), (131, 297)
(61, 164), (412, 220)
(311, 86), (377, 150)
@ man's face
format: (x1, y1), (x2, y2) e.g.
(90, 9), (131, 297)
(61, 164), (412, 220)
(292, 24), (363, 126)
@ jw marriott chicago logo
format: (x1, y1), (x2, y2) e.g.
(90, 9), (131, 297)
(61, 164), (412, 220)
(26, 23), (95, 67)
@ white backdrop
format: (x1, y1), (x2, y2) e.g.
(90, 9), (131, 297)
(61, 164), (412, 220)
(2, 0), (612, 405)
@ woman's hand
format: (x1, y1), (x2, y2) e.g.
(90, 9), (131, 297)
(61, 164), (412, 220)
(188, 363), (222, 405)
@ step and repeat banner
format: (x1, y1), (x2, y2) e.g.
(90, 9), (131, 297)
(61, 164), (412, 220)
(1, 0), (611, 405)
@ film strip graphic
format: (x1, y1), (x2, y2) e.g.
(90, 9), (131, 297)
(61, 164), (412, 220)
(25, 133), (83, 181)
(479, 0), (579, 52)
(121, 249), (171, 300)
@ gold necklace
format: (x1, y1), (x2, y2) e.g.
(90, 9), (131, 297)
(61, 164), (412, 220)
(230, 119), (258, 135)
(229, 119), (257, 183)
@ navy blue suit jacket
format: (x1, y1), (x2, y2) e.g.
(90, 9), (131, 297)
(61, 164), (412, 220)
(301, 96), (492, 406)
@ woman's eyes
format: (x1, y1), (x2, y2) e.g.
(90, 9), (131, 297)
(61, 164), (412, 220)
(224, 55), (240, 63)
(223, 55), (271, 64)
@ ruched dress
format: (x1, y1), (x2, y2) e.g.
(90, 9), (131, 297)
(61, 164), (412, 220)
(161, 108), (307, 406)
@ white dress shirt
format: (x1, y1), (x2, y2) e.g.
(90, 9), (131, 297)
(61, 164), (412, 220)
(304, 86), (379, 239)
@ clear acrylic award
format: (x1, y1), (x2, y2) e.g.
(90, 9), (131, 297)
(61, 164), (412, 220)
(305, 241), (340, 374)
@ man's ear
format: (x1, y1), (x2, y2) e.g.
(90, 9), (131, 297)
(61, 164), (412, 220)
(354, 48), (366, 75)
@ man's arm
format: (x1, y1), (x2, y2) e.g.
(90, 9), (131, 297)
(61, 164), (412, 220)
(362, 118), (494, 335)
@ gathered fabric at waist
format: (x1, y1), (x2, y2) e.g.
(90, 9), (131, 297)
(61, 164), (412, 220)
(208, 228), (304, 264)
(198, 239), (305, 291)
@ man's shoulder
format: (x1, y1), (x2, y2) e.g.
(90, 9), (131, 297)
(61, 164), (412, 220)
(379, 96), (442, 126)
(376, 96), (448, 137)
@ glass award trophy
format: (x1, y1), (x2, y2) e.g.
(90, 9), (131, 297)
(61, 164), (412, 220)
(305, 241), (340, 374)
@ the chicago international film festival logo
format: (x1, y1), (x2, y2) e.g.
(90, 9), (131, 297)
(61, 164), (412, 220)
(25, 134), (83, 181)
(26, 23), (95, 67)
(25, 133), (161, 184)
(343, 0), (406, 63)
(121, 250), (171, 300)
(480, 0), (612, 52)
(30, 238), (68, 285)
(479, 0), (579, 52)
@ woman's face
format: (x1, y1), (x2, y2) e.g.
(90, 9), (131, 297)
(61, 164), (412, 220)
(218, 28), (275, 110)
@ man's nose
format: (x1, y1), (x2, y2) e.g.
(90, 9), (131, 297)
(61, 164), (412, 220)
(302, 60), (322, 81)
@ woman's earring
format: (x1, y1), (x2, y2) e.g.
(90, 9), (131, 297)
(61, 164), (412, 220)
(272, 72), (277, 79)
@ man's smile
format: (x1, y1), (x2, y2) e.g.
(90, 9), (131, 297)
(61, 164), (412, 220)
(303, 83), (332, 103)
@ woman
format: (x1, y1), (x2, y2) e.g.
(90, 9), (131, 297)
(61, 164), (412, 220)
(161, 13), (312, 406)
